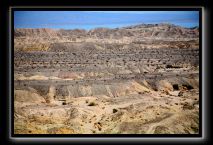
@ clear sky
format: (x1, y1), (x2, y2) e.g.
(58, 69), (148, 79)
(14, 11), (199, 30)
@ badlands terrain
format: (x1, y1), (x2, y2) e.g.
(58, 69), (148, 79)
(14, 23), (200, 134)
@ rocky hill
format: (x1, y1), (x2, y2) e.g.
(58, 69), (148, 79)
(15, 23), (199, 39)
(15, 28), (60, 37)
(14, 23), (199, 52)
(14, 23), (200, 134)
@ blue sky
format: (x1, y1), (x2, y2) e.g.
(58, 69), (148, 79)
(14, 11), (199, 30)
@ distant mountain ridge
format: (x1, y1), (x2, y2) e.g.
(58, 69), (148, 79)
(14, 23), (199, 39)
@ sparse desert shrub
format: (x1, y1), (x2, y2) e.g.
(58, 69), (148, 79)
(138, 92), (143, 94)
(113, 108), (118, 113)
(178, 91), (184, 96)
(173, 84), (179, 90)
(166, 64), (181, 69)
(182, 84), (193, 90)
(191, 125), (199, 133)
(154, 126), (170, 134)
(46, 100), (50, 103)
(92, 130), (96, 133)
(88, 102), (96, 106)
(166, 64), (173, 68)
(182, 103), (194, 110)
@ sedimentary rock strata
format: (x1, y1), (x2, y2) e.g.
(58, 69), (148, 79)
(14, 23), (199, 134)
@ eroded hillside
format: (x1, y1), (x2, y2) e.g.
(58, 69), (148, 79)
(14, 23), (199, 134)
